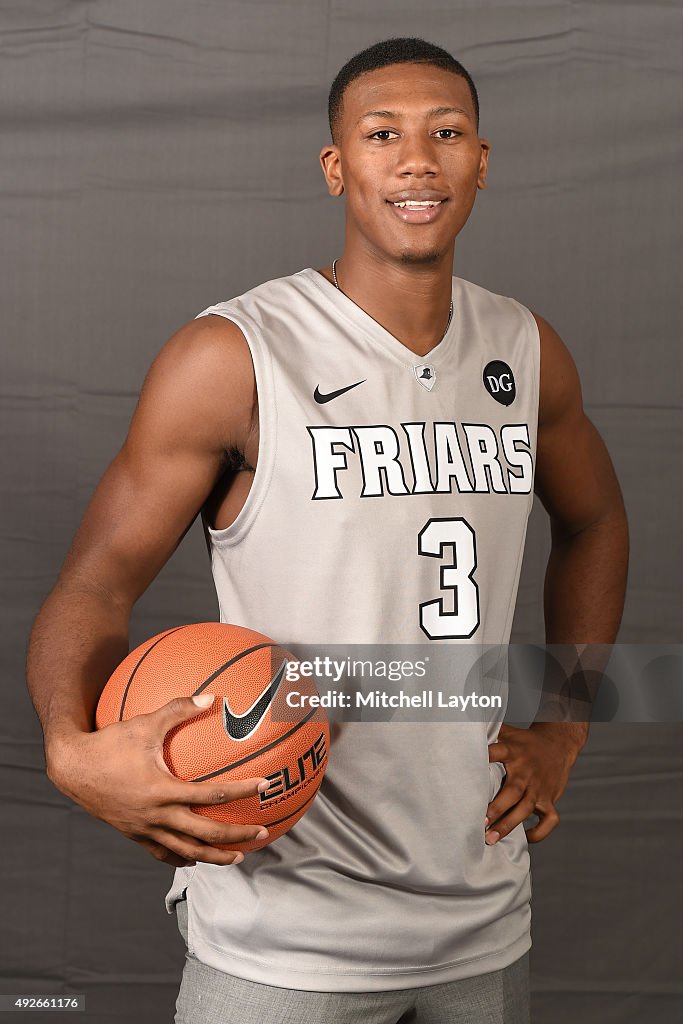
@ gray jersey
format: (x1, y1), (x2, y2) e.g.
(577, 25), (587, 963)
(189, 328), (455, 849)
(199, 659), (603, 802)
(165, 267), (539, 991)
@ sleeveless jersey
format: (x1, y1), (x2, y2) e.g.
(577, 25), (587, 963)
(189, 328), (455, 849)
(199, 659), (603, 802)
(164, 267), (539, 991)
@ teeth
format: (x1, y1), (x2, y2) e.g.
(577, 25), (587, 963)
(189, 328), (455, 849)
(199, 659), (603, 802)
(392, 200), (442, 208)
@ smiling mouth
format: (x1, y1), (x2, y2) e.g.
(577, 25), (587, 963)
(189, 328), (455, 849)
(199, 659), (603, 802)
(385, 199), (448, 223)
(388, 200), (445, 208)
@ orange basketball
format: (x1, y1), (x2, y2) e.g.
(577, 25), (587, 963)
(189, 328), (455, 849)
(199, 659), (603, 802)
(95, 622), (329, 852)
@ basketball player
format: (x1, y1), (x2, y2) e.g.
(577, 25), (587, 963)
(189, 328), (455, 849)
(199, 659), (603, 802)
(27, 37), (628, 1024)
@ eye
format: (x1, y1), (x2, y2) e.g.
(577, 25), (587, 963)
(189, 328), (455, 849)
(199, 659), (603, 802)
(368, 130), (398, 141)
(435, 129), (463, 139)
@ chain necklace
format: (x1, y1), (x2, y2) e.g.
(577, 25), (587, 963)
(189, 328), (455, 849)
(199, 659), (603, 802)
(331, 258), (453, 338)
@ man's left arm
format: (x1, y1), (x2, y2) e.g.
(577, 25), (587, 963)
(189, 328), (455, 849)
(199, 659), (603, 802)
(485, 311), (629, 845)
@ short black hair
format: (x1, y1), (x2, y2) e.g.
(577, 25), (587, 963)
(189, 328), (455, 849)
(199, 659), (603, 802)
(328, 37), (479, 145)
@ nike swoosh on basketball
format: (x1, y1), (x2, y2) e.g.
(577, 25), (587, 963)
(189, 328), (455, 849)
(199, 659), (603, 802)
(222, 660), (287, 741)
(314, 379), (366, 404)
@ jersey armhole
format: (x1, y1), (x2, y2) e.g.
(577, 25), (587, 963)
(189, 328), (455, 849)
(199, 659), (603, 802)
(495, 296), (540, 644)
(505, 297), (541, 494)
(193, 306), (277, 548)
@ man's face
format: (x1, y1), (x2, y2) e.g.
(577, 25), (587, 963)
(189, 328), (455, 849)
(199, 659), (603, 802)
(320, 63), (489, 265)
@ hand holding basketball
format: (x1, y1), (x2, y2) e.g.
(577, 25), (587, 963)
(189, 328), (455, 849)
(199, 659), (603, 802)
(47, 694), (270, 869)
(95, 622), (330, 855)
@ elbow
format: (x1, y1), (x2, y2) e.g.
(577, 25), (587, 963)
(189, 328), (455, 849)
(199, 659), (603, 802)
(551, 499), (629, 550)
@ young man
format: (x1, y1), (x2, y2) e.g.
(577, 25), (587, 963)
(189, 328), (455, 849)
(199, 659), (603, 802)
(27, 37), (628, 1024)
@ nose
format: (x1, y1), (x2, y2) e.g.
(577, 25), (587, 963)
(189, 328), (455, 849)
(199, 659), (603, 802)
(395, 132), (441, 176)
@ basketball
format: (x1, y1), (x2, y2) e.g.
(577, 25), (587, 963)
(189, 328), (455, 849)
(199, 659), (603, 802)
(95, 621), (329, 853)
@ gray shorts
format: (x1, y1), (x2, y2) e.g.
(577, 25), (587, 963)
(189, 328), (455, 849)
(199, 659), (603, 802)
(174, 899), (530, 1024)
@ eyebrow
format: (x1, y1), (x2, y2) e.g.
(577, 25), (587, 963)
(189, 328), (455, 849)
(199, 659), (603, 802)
(357, 106), (472, 124)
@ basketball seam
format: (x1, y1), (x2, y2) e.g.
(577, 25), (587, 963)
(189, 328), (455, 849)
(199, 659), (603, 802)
(192, 642), (279, 694)
(120, 635), (279, 721)
(189, 709), (320, 782)
(261, 786), (320, 828)
(119, 625), (191, 721)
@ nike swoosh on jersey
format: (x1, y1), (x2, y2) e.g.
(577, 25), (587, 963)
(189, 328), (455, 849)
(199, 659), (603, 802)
(314, 379), (366, 404)
(222, 660), (287, 741)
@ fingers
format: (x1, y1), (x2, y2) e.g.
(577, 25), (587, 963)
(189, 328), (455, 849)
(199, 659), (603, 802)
(145, 826), (246, 866)
(168, 810), (268, 848)
(137, 836), (197, 868)
(164, 776), (270, 807)
(525, 807), (560, 843)
(136, 772), (270, 859)
(145, 775), (270, 851)
(486, 796), (559, 845)
(134, 822), (255, 867)
(487, 741), (510, 762)
(124, 701), (273, 864)
(485, 776), (526, 832)
(485, 793), (535, 844)
(149, 694), (218, 737)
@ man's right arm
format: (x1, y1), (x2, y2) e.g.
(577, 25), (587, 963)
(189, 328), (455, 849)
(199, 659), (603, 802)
(26, 313), (266, 868)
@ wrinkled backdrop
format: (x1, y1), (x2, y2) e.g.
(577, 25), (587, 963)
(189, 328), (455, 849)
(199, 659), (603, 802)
(2, 2), (682, 1022)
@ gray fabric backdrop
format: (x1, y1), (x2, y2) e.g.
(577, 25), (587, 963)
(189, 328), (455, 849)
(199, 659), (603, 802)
(3, 2), (682, 1022)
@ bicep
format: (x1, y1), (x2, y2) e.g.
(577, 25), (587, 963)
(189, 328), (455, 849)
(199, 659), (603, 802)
(533, 312), (625, 539)
(59, 316), (254, 606)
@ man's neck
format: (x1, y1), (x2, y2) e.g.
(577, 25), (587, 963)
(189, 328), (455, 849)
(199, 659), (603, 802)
(317, 250), (455, 358)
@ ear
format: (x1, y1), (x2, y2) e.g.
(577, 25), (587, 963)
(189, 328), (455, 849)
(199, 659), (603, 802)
(477, 138), (491, 190)
(319, 144), (344, 197)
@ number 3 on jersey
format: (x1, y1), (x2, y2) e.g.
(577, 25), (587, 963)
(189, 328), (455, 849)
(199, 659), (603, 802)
(418, 517), (481, 639)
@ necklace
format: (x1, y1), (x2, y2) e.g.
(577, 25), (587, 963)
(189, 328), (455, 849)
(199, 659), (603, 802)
(331, 258), (454, 337)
